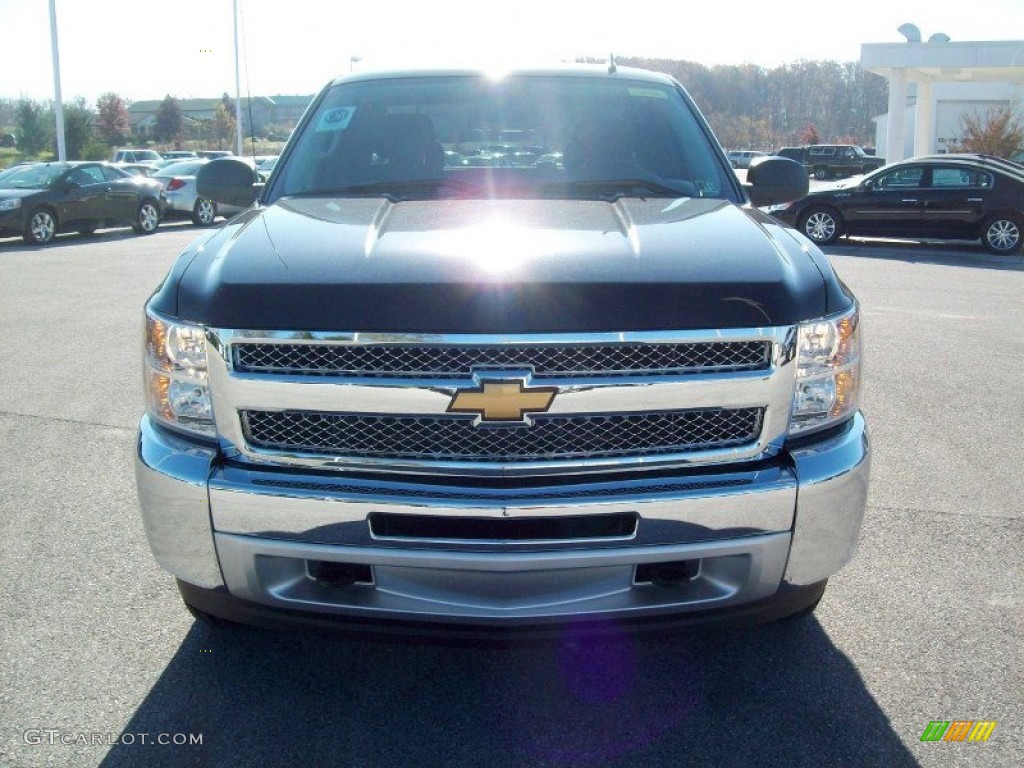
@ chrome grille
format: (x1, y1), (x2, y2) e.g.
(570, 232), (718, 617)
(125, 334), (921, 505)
(241, 408), (763, 462)
(232, 340), (771, 378)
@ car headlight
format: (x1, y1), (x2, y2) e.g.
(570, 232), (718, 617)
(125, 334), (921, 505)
(789, 305), (861, 436)
(144, 309), (215, 437)
(0, 198), (22, 212)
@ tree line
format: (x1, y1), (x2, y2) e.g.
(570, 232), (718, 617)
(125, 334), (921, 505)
(2, 58), (1021, 160)
(599, 56), (890, 150)
(0, 92), (239, 159)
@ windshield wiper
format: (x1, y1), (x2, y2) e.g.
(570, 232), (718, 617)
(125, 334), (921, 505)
(544, 178), (699, 201)
(288, 177), (473, 202)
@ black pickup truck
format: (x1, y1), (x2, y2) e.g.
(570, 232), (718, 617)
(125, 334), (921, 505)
(136, 66), (870, 638)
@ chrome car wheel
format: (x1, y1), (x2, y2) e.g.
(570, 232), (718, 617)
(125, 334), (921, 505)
(134, 201), (160, 234)
(192, 198), (217, 226)
(24, 208), (57, 245)
(800, 208), (840, 245)
(982, 216), (1022, 254)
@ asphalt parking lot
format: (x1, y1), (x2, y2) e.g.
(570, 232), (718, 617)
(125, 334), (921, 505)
(0, 222), (1021, 768)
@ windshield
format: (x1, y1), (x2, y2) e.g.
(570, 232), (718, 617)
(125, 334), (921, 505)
(270, 73), (737, 204)
(0, 164), (66, 190)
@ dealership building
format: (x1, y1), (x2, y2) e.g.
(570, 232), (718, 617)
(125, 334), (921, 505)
(861, 35), (1024, 161)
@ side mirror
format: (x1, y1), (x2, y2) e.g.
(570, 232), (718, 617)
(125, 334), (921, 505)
(196, 158), (259, 208)
(745, 156), (809, 207)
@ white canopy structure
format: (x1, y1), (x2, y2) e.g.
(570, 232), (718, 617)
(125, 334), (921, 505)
(861, 36), (1024, 161)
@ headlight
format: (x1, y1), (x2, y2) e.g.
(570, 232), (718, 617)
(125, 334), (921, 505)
(0, 198), (22, 212)
(789, 305), (861, 436)
(144, 309), (215, 437)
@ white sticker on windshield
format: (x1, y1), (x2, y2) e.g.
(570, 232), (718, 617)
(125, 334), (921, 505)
(315, 106), (356, 132)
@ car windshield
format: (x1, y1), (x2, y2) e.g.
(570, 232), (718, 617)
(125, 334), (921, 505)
(270, 73), (736, 204)
(0, 164), (66, 190)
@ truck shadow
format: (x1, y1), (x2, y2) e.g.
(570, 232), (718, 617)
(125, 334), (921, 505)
(98, 617), (919, 768)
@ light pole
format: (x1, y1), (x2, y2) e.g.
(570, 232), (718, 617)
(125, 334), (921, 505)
(49, 0), (66, 161)
(233, 0), (243, 156)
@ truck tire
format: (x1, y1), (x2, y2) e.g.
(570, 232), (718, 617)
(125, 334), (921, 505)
(183, 600), (242, 628)
(781, 579), (828, 620)
(814, 166), (830, 180)
(799, 206), (843, 245)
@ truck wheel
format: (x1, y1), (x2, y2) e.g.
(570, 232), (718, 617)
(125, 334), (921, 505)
(192, 198), (217, 226)
(814, 166), (830, 180)
(799, 206), (842, 245)
(132, 199), (161, 234)
(981, 214), (1022, 254)
(184, 601), (241, 628)
(23, 207), (57, 245)
(781, 579), (828, 620)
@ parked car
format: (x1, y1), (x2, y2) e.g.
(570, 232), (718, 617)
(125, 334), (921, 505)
(162, 150), (198, 161)
(769, 153), (1024, 254)
(118, 163), (158, 177)
(804, 144), (885, 180)
(111, 148), (163, 167)
(197, 150), (234, 159)
(154, 159), (246, 226)
(0, 161), (165, 244)
(727, 149), (769, 169)
(775, 147), (808, 166)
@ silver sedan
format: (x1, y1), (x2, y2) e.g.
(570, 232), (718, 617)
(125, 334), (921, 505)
(154, 160), (246, 226)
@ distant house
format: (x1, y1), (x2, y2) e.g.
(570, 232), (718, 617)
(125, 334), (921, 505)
(128, 95), (314, 139)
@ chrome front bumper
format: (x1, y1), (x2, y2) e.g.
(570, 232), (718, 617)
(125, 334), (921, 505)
(136, 412), (869, 624)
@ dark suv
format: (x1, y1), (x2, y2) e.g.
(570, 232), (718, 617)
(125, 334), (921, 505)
(805, 145), (885, 180)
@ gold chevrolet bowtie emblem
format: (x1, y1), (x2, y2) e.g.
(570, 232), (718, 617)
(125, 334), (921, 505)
(448, 381), (557, 423)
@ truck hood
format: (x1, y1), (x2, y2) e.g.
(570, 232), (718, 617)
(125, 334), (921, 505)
(163, 196), (834, 332)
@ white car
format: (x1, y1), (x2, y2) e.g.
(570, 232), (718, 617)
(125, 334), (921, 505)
(154, 160), (246, 226)
(111, 149), (163, 168)
(727, 150), (769, 169)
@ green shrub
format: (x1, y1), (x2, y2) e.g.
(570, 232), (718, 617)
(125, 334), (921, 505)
(81, 141), (110, 160)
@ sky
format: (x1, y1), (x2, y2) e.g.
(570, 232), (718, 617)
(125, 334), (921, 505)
(1, 0), (1023, 104)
